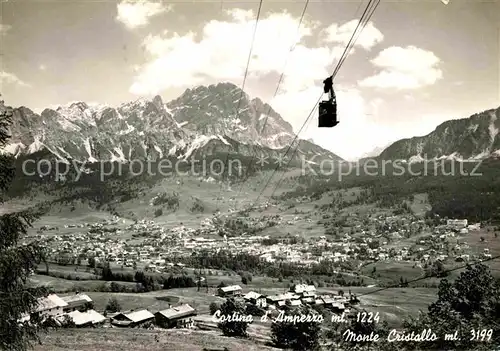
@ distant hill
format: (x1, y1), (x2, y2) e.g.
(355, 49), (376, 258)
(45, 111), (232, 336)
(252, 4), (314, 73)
(378, 107), (500, 162)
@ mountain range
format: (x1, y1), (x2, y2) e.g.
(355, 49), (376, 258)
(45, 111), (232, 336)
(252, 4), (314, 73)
(378, 107), (500, 162)
(1, 82), (341, 166)
(2, 81), (500, 167)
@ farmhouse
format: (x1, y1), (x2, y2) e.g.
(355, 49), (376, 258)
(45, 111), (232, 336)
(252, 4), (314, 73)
(111, 310), (154, 327)
(217, 285), (242, 297)
(154, 304), (197, 328)
(266, 294), (285, 306)
(61, 293), (93, 312)
(61, 309), (106, 327)
(292, 284), (316, 295)
(322, 298), (346, 312)
(266, 292), (300, 308)
(31, 294), (68, 319)
(243, 291), (267, 308)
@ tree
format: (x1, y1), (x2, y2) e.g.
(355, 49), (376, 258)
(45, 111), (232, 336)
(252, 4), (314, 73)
(134, 270), (145, 283)
(0, 97), (48, 350)
(427, 260), (447, 278)
(105, 297), (121, 313)
(87, 256), (96, 268)
(134, 271), (155, 292)
(79, 302), (94, 312)
(209, 302), (219, 315)
(271, 306), (321, 350)
(245, 303), (265, 317)
(402, 263), (500, 350)
(109, 282), (120, 292)
(217, 298), (249, 337)
(101, 261), (114, 281)
(196, 275), (204, 292)
(154, 208), (163, 217)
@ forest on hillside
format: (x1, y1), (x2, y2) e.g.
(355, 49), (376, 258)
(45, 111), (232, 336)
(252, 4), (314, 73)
(281, 159), (500, 222)
(4, 150), (500, 223)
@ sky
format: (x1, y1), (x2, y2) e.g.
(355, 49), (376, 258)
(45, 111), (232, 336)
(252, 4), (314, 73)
(0, 0), (499, 160)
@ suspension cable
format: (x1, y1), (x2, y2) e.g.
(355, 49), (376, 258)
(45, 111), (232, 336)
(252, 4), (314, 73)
(215, 0), (264, 211)
(234, 0), (311, 207)
(252, 0), (380, 207)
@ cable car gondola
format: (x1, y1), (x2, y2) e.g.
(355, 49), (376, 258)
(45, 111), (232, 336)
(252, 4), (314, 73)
(318, 76), (338, 128)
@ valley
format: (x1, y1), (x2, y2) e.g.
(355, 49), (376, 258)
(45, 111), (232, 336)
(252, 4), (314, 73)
(13, 164), (500, 350)
(2, 0), (500, 347)
(2, 88), (500, 351)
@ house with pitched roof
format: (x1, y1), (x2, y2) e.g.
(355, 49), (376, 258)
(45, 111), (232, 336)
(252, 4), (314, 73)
(243, 291), (267, 308)
(33, 294), (68, 318)
(154, 304), (197, 328)
(291, 284), (316, 296)
(61, 293), (93, 313)
(217, 285), (242, 297)
(58, 309), (106, 327)
(111, 309), (154, 327)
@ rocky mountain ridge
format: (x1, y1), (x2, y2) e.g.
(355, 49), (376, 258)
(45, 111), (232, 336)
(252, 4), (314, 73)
(1, 82), (343, 165)
(378, 107), (500, 162)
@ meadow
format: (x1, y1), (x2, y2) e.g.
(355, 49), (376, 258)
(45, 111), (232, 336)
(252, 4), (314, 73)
(34, 328), (281, 351)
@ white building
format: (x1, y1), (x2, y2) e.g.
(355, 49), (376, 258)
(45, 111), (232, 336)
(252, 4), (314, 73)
(447, 219), (468, 228)
(20, 294), (68, 322)
(292, 284), (316, 295)
(217, 285), (242, 297)
(34, 294), (68, 318)
(61, 309), (106, 327)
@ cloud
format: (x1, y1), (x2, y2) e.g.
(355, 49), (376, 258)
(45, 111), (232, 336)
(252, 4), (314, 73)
(0, 24), (11, 36)
(322, 20), (384, 50)
(116, 0), (172, 30)
(358, 45), (443, 89)
(0, 71), (31, 87)
(369, 97), (384, 115)
(39, 64), (47, 71)
(130, 10), (381, 96)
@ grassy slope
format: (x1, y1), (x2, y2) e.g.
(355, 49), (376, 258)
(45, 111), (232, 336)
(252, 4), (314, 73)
(14, 160), (500, 347)
(35, 328), (280, 351)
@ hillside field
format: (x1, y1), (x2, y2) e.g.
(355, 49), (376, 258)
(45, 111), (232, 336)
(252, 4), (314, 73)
(34, 328), (280, 351)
